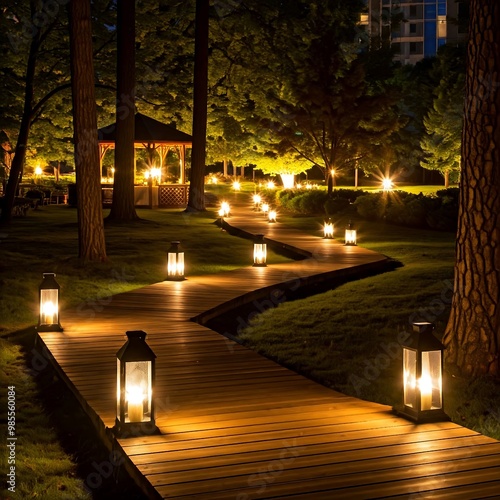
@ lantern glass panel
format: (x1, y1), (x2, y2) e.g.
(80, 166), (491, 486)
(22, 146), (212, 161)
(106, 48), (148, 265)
(124, 360), (152, 423)
(254, 243), (267, 265)
(324, 221), (334, 238)
(40, 288), (59, 325)
(420, 350), (442, 410)
(403, 348), (417, 408)
(168, 252), (184, 277)
(345, 229), (357, 245)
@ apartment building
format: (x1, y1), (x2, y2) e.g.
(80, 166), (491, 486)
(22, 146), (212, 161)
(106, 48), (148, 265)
(363, 0), (467, 64)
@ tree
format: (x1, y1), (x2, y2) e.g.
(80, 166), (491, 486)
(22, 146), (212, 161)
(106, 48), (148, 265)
(186, 0), (209, 211)
(420, 75), (464, 187)
(107, 0), (139, 221)
(69, 0), (107, 261)
(443, 0), (500, 377)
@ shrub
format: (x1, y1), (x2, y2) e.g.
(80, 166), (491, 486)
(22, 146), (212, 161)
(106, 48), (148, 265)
(354, 193), (387, 221)
(324, 197), (351, 215)
(297, 190), (329, 214)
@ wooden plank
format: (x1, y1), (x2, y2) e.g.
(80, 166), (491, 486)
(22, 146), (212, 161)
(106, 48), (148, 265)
(36, 198), (500, 499)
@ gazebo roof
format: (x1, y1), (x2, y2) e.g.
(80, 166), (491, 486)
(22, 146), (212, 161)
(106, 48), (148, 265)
(98, 112), (192, 145)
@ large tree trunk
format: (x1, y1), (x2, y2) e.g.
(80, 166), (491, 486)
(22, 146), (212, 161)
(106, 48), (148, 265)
(443, 0), (500, 377)
(186, 0), (209, 212)
(0, 0), (40, 225)
(444, 170), (450, 188)
(69, 0), (107, 261)
(107, 0), (139, 220)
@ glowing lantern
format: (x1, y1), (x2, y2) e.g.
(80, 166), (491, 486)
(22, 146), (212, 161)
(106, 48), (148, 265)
(220, 201), (230, 217)
(261, 203), (269, 215)
(253, 234), (267, 267)
(344, 221), (357, 246)
(115, 330), (156, 435)
(323, 218), (334, 239)
(233, 181), (241, 191)
(167, 241), (185, 280)
(267, 181), (275, 189)
(252, 194), (262, 210)
(34, 165), (43, 176)
(268, 209), (277, 223)
(397, 322), (448, 423)
(38, 273), (63, 332)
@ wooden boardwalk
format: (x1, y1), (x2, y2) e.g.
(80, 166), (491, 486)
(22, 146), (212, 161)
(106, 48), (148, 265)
(37, 195), (500, 499)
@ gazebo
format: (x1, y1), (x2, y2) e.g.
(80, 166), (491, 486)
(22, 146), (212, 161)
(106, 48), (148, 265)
(98, 112), (192, 208)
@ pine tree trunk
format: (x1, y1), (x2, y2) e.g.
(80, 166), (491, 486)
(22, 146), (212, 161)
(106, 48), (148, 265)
(69, 0), (107, 261)
(443, 0), (500, 377)
(0, 0), (40, 225)
(187, 0), (209, 212)
(107, 0), (139, 220)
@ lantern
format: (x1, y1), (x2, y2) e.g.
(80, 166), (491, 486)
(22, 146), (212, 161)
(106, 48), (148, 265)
(261, 203), (269, 215)
(220, 201), (230, 217)
(115, 330), (156, 435)
(167, 241), (185, 280)
(323, 218), (334, 239)
(233, 181), (241, 191)
(397, 322), (448, 423)
(37, 273), (63, 332)
(344, 221), (357, 246)
(252, 194), (262, 210)
(268, 210), (277, 223)
(253, 234), (267, 267)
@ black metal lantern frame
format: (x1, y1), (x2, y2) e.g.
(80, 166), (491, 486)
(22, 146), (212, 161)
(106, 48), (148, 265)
(167, 241), (185, 281)
(323, 218), (334, 239)
(115, 330), (157, 436)
(395, 322), (449, 423)
(344, 221), (357, 246)
(37, 273), (63, 332)
(253, 234), (267, 267)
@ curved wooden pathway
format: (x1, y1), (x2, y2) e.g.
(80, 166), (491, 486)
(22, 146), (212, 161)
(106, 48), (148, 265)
(37, 195), (500, 499)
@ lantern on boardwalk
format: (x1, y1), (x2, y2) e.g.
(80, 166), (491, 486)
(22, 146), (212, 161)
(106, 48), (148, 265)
(253, 234), (267, 267)
(252, 194), (262, 210)
(344, 221), (357, 246)
(268, 210), (277, 223)
(38, 273), (63, 332)
(220, 201), (230, 217)
(397, 322), (448, 423)
(261, 203), (269, 215)
(115, 330), (157, 435)
(323, 218), (334, 239)
(167, 241), (185, 280)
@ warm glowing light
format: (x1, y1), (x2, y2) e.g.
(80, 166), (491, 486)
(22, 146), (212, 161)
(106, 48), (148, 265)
(267, 181), (275, 189)
(418, 374), (433, 411)
(382, 178), (393, 190)
(323, 219), (334, 239)
(211, 176), (218, 184)
(42, 301), (56, 325)
(253, 235), (267, 267)
(281, 174), (295, 189)
(111, 167), (115, 175)
(144, 171), (150, 180)
(261, 203), (269, 214)
(233, 181), (241, 191)
(306, 183), (313, 190)
(345, 223), (357, 245)
(167, 241), (185, 280)
(330, 169), (335, 177)
(295, 183), (302, 189)
(252, 194), (261, 208)
(268, 210), (277, 223)
(126, 385), (145, 422)
(35, 165), (43, 176)
(150, 167), (161, 181)
(220, 201), (230, 217)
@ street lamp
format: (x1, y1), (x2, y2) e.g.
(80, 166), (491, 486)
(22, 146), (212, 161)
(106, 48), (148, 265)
(396, 322), (448, 423)
(167, 241), (185, 280)
(37, 273), (63, 332)
(115, 330), (157, 435)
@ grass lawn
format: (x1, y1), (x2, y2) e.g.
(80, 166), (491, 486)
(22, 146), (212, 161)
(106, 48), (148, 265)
(237, 211), (500, 441)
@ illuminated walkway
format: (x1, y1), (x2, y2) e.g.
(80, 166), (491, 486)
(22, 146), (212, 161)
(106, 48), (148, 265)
(37, 196), (500, 499)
